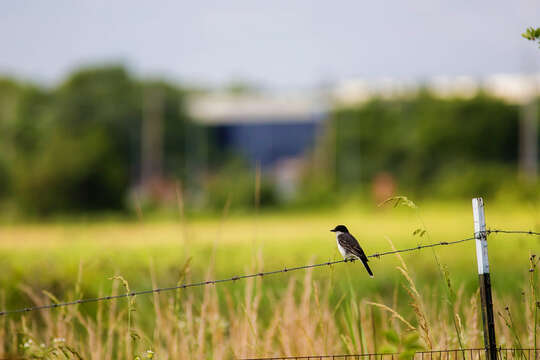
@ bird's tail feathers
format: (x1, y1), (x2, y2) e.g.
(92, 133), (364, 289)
(362, 260), (374, 278)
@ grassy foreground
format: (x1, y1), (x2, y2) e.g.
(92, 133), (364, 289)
(0, 200), (538, 358)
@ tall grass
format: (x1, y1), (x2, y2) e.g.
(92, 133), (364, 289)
(2, 250), (538, 359)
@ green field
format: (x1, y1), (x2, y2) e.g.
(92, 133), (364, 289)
(1, 200), (539, 359)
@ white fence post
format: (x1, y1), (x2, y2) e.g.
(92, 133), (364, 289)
(472, 197), (497, 360)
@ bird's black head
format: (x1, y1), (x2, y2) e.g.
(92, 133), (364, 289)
(330, 225), (349, 233)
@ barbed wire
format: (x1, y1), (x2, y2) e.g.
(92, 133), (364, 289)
(0, 228), (537, 317)
(488, 229), (540, 236)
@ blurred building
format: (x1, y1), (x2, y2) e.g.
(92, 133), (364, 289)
(189, 92), (328, 166)
(188, 92), (329, 198)
(332, 73), (540, 105)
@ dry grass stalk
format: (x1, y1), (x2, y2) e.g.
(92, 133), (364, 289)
(386, 236), (433, 349)
(365, 301), (415, 331)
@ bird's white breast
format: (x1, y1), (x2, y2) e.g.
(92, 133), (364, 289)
(335, 232), (347, 258)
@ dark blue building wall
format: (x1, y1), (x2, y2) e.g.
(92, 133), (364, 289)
(215, 120), (321, 167)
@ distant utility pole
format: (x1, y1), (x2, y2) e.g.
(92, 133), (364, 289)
(520, 99), (538, 181)
(141, 87), (164, 185)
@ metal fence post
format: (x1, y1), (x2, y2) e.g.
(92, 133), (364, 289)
(472, 198), (497, 360)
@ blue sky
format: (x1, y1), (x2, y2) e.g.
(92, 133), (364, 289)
(1, 1), (539, 89)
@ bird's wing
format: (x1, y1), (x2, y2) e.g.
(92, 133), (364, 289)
(338, 233), (369, 262)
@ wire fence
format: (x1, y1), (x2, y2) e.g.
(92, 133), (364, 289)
(240, 353), (398, 360)
(239, 348), (540, 360)
(0, 228), (537, 317)
(486, 229), (540, 236)
(415, 348), (540, 360)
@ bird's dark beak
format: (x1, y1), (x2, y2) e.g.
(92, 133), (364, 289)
(330, 229), (336, 232)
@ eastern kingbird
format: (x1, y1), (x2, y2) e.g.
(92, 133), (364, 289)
(330, 225), (374, 277)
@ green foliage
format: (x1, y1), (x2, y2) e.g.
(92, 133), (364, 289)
(203, 158), (277, 211)
(329, 93), (525, 198)
(429, 163), (522, 199)
(522, 27), (540, 47)
(0, 66), (198, 215)
(292, 168), (337, 209)
(380, 329), (423, 359)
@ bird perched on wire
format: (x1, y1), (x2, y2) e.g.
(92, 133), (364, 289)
(331, 225), (373, 277)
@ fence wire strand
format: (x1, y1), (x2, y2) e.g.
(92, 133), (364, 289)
(0, 228), (537, 317)
(488, 229), (540, 236)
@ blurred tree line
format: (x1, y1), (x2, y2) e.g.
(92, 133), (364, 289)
(0, 66), (207, 215)
(304, 91), (538, 203)
(0, 65), (537, 217)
